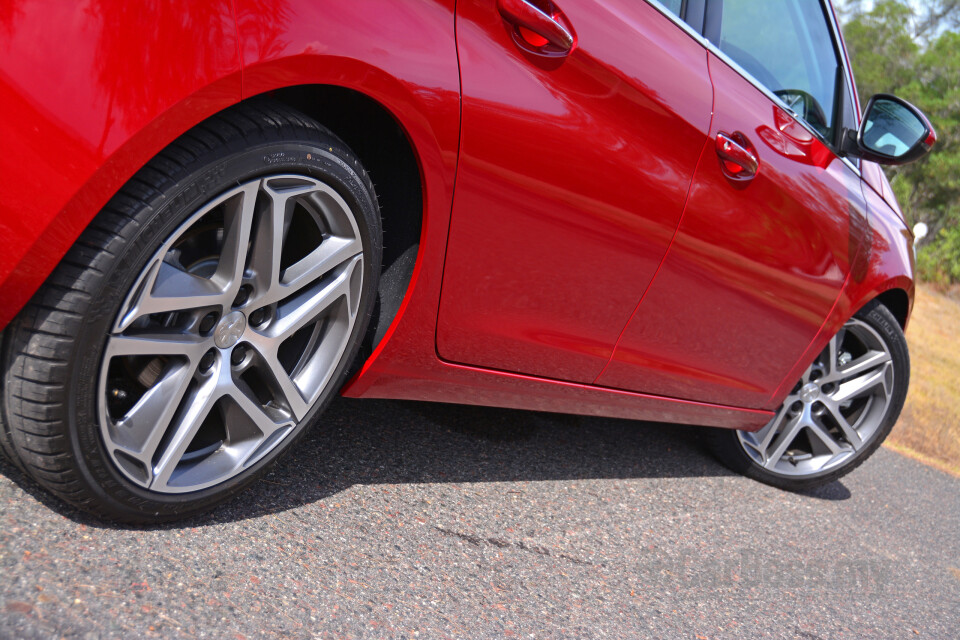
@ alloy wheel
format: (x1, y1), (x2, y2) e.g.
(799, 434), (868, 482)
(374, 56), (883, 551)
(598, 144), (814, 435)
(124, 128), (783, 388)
(737, 317), (895, 477)
(97, 175), (365, 492)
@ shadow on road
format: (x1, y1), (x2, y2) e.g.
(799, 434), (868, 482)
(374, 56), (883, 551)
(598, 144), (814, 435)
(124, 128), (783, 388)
(0, 397), (850, 528)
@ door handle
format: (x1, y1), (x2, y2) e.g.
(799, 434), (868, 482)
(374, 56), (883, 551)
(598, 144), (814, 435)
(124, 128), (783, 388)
(497, 0), (576, 56)
(716, 131), (759, 179)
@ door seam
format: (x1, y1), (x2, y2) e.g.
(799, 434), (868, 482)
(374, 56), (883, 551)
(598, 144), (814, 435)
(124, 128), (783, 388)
(592, 49), (716, 385)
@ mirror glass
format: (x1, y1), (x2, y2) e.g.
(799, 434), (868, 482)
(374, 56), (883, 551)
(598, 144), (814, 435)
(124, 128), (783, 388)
(862, 98), (927, 158)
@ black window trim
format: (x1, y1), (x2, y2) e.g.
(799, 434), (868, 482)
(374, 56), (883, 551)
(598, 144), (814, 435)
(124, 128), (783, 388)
(704, 0), (721, 43)
(684, 0), (706, 34)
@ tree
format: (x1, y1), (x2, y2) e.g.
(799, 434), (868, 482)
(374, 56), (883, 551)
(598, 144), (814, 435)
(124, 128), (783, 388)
(841, 1), (960, 284)
(837, 0), (960, 43)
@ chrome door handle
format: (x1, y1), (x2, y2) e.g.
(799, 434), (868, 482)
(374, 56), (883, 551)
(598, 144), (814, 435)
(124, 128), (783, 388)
(497, 0), (576, 56)
(716, 131), (759, 179)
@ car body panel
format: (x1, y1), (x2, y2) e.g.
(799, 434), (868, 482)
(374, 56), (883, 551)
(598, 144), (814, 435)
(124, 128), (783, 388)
(235, 0), (465, 412)
(769, 183), (915, 405)
(844, 185), (916, 326)
(0, 0), (242, 329)
(435, 0), (713, 383)
(594, 54), (869, 410)
(346, 348), (775, 430)
(236, 0), (462, 201)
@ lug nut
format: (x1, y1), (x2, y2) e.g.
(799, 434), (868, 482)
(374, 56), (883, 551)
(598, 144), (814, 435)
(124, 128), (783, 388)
(821, 383), (835, 395)
(233, 285), (252, 307)
(249, 307), (268, 327)
(810, 369), (823, 382)
(790, 401), (803, 413)
(199, 312), (219, 334)
(199, 349), (216, 373)
(231, 345), (247, 366)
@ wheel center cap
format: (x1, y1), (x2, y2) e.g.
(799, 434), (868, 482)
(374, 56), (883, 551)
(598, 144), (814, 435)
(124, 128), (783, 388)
(799, 382), (821, 404)
(214, 311), (246, 349)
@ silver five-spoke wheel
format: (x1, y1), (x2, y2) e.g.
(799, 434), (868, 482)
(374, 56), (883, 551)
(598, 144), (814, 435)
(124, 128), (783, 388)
(737, 317), (893, 476)
(99, 176), (365, 492)
(1, 101), (381, 522)
(709, 301), (908, 490)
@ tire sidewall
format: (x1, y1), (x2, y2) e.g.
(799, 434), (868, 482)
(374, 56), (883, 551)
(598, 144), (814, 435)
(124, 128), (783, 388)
(68, 139), (381, 518)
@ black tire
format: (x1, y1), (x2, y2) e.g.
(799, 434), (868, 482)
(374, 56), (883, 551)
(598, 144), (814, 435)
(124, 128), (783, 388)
(0, 99), (382, 523)
(706, 300), (909, 491)
(0, 350), (27, 474)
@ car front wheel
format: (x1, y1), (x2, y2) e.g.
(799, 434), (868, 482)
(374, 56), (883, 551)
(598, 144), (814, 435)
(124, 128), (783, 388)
(0, 100), (382, 523)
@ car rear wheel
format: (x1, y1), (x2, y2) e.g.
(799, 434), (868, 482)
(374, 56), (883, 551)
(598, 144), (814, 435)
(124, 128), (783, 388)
(0, 100), (381, 522)
(708, 301), (909, 490)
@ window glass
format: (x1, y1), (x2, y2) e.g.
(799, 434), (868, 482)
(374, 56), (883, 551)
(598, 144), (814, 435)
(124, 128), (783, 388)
(659, 0), (683, 18)
(720, 0), (840, 140)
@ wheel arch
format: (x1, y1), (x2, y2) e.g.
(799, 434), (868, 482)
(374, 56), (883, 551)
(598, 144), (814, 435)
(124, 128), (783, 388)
(764, 275), (914, 414)
(264, 84), (426, 354)
(0, 7), (244, 333)
(863, 286), (912, 330)
(1, 76), (453, 361)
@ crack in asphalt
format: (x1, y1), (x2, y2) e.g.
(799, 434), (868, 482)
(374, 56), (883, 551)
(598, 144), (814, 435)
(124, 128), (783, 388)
(434, 526), (591, 566)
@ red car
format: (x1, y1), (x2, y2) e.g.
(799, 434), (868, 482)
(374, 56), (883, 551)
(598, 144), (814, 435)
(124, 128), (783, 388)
(0, 0), (935, 522)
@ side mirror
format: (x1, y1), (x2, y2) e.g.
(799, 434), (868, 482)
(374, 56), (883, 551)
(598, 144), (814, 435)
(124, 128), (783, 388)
(844, 94), (936, 165)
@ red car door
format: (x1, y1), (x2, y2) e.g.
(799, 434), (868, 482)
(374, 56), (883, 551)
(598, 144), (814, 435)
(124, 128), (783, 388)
(596, 0), (869, 409)
(437, 0), (713, 384)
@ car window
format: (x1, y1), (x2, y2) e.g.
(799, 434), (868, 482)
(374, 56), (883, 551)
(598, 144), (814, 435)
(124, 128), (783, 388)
(719, 0), (841, 142)
(659, 0), (683, 17)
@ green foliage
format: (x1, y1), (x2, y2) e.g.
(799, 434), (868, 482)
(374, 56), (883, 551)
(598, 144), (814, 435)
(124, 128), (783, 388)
(842, 1), (960, 283)
(842, 2), (917, 100)
(917, 222), (960, 285)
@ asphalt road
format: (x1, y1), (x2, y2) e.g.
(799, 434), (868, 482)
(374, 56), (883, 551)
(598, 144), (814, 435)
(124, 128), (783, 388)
(2, 397), (959, 639)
